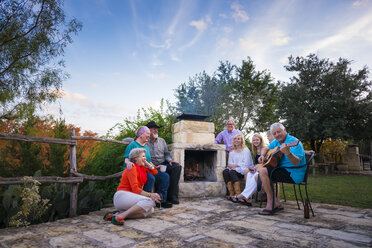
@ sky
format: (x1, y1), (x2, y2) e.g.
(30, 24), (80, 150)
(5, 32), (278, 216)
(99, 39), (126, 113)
(44, 0), (372, 136)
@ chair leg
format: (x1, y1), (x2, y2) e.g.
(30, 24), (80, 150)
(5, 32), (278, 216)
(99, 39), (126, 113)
(305, 184), (315, 217)
(298, 184), (305, 208)
(281, 182), (286, 202)
(293, 184), (300, 210)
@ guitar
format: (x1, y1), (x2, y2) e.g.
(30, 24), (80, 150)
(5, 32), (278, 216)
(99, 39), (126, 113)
(257, 140), (300, 171)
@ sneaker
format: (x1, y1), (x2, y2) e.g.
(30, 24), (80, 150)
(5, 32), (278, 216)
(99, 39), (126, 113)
(156, 202), (173, 208)
(168, 198), (179, 204)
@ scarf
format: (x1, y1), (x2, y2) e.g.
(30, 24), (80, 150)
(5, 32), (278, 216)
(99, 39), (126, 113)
(134, 163), (147, 186)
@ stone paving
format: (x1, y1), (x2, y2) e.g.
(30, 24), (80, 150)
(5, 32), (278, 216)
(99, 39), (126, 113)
(0, 197), (371, 248)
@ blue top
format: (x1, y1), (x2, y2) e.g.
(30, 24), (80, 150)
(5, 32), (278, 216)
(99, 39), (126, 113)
(268, 134), (306, 184)
(123, 141), (152, 170)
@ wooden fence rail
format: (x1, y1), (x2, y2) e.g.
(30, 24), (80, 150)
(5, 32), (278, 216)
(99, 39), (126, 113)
(0, 131), (128, 217)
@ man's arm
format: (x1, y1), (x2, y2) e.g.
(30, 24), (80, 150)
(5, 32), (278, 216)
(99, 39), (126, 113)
(280, 144), (301, 165)
(214, 131), (223, 144)
(258, 147), (269, 164)
(161, 139), (173, 163)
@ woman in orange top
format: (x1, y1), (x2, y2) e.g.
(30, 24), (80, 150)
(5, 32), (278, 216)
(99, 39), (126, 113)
(104, 148), (161, 225)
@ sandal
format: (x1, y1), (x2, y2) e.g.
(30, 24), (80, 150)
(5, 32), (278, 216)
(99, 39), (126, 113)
(229, 196), (239, 203)
(258, 209), (274, 215)
(103, 210), (120, 221)
(274, 206), (284, 212)
(238, 198), (252, 206)
(111, 215), (125, 225)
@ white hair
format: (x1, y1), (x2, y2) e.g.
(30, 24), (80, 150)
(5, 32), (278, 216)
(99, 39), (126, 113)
(270, 123), (285, 132)
(225, 119), (234, 125)
(129, 148), (147, 163)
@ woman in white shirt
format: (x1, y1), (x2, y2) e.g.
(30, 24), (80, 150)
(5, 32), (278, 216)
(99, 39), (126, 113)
(223, 134), (254, 202)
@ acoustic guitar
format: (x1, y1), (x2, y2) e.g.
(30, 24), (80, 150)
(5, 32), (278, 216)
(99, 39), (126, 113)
(257, 140), (300, 171)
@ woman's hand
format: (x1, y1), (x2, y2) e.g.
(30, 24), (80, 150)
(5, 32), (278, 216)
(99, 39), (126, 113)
(144, 160), (155, 170)
(258, 154), (265, 163)
(150, 193), (161, 203)
(125, 159), (133, 170)
(248, 167), (257, 174)
(228, 164), (239, 169)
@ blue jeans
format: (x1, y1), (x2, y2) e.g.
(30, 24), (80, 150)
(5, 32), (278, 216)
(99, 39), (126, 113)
(143, 171), (169, 203)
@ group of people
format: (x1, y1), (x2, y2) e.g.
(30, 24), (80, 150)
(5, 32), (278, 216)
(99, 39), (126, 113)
(103, 119), (307, 225)
(103, 121), (181, 225)
(215, 120), (306, 215)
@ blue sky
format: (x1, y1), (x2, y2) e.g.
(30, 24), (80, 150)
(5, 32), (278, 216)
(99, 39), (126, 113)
(44, 0), (372, 135)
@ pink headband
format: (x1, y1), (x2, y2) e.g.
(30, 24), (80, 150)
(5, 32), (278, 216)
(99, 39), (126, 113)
(136, 126), (150, 138)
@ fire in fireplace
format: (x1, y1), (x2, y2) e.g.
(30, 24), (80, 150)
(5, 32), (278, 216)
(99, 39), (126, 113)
(184, 150), (217, 182)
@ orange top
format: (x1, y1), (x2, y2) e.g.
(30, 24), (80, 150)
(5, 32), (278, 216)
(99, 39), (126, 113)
(116, 165), (158, 194)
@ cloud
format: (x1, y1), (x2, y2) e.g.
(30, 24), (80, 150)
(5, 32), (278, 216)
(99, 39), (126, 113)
(222, 26), (233, 33)
(352, 0), (370, 7)
(219, 13), (228, 19)
(269, 30), (291, 46)
(61, 90), (93, 108)
(147, 73), (166, 79)
(152, 60), (163, 66)
(189, 18), (208, 31)
(89, 83), (99, 89)
(217, 37), (235, 50)
(303, 11), (372, 54)
(239, 38), (259, 50)
(231, 2), (249, 23)
(149, 39), (172, 49)
(171, 55), (181, 62)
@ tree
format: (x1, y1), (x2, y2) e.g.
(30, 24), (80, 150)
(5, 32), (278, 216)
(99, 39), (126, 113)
(0, 0), (82, 121)
(277, 54), (372, 153)
(219, 58), (279, 133)
(172, 58), (279, 134)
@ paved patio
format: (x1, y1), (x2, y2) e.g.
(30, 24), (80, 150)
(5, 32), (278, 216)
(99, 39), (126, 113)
(0, 197), (371, 248)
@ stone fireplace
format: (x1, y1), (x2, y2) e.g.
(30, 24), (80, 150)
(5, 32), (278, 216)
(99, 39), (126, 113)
(169, 116), (226, 197)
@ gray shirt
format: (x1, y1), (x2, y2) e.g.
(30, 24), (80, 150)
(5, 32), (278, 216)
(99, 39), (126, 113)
(147, 137), (172, 166)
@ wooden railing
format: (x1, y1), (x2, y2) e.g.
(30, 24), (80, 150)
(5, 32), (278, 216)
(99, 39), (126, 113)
(0, 131), (129, 217)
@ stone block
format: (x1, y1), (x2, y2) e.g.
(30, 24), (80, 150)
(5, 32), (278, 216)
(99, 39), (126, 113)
(179, 182), (225, 197)
(173, 132), (215, 144)
(173, 120), (214, 133)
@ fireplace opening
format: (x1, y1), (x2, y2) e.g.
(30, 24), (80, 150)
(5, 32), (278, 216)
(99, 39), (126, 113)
(184, 150), (217, 182)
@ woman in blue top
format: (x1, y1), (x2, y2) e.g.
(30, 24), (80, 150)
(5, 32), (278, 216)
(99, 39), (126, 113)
(123, 126), (171, 208)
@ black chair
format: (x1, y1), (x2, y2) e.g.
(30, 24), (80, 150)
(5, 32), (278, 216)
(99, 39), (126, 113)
(270, 150), (315, 217)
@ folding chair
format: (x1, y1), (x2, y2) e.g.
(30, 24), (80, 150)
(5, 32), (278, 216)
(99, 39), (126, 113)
(270, 150), (315, 217)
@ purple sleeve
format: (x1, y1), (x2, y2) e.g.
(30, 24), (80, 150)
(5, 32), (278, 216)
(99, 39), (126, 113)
(215, 131), (223, 144)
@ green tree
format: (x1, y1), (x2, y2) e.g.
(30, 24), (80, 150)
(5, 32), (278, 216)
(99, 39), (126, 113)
(220, 58), (279, 133)
(0, 0), (82, 121)
(172, 58), (279, 135)
(278, 54), (372, 152)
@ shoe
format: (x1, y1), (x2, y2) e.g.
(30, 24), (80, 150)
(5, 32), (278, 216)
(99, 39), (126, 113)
(238, 198), (252, 206)
(168, 198), (179, 204)
(273, 206), (284, 212)
(229, 196), (239, 203)
(111, 216), (125, 225)
(258, 209), (274, 215)
(103, 210), (119, 221)
(156, 202), (173, 208)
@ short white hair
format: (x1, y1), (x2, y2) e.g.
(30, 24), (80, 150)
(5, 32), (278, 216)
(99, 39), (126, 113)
(270, 123), (285, 132)
(225, 119), (234, 125)
(129, 148), (147, 163)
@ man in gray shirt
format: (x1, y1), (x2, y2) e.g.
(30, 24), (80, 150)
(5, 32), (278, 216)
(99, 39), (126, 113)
(146, 121), (182, 204)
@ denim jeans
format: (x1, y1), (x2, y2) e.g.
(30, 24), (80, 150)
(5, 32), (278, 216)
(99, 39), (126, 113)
(143, 171), (169, 203)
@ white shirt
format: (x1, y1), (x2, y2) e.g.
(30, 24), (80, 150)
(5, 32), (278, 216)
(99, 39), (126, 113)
(228, 147), (254, 175)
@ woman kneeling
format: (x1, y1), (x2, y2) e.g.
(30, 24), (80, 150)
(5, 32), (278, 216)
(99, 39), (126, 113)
(104, 148), (161, 225)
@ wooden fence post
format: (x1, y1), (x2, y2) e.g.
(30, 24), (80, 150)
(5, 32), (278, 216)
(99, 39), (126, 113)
(69, 130), (78, 217)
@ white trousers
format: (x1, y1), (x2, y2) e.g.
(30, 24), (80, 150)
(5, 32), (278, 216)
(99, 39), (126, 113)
(241, 171), (258, 199)
(113, 190), (155, 217)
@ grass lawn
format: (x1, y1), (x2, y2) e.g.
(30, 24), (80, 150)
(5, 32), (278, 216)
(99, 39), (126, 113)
(280, 174), (372, 209)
